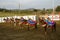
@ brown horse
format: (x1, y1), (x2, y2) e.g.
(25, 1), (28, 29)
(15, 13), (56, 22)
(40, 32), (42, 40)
(18, 18), (37, 31)
(27, 19), (37, 30)
(39, 17), (56, 33)
(3, 17), (11, 23)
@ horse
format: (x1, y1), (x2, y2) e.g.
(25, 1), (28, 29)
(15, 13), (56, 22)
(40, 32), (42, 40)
(27, 18), (37, 30)
(18, 17), (37, 30)
(18, 18), (28, 29)
(39, 17), (56, 33)
(47, 20), (56, 32)
(3, 17), (11, 23)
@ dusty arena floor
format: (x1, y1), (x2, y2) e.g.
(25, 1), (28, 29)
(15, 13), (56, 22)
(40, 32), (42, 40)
(0, 21), (60, 40)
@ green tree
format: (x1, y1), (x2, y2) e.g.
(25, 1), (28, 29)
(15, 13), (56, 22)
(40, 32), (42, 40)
(41, 8), (46, 14)
(55, 6), (60, 12)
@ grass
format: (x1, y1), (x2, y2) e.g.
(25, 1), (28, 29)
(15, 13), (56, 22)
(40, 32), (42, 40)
(0, 21), (60, 40)
(0, 12), (36, 17)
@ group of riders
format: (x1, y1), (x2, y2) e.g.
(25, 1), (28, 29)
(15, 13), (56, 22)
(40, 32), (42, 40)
(39, 17), (56, 33)
(3, 16), (56, 33)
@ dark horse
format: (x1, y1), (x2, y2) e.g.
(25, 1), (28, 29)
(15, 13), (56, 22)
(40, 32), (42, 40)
(39, 17), (56, 33)
(27, 19), (37, 30)
(19, 18), (37, 31)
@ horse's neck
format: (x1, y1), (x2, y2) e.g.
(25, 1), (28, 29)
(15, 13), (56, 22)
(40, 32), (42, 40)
(24, 19), (27, 22)
(39, 20), (45, 24)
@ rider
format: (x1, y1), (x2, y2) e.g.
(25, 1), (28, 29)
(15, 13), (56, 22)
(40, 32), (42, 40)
(27, 18), (36, 26)
(27, 18), (37, 30)
(41, 17), (47, 34)
(20, 17), (27, 24)
(47, 17), (54, 27)
(27, 18), (36, 24)
(20, 17), (24, 22)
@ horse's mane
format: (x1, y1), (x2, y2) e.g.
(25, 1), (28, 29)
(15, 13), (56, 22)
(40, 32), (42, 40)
(39, 18), (45, 24)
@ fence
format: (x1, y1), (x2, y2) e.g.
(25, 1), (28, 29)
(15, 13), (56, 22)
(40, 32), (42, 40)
(0, 15), (36, 23)
(0, 15), (60, 23)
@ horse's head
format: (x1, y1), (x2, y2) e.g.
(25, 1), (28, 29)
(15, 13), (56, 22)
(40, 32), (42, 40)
(3, 18), (6, 21)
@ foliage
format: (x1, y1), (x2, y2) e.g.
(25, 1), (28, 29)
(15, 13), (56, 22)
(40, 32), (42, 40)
(55, 6), (60, 12)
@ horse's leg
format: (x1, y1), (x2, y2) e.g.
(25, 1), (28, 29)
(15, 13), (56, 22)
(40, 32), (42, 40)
(35, 23), (37, 29)
(44, 25), (47, 34)
(13, 20), (15, 26)
(27, 24), (30, 31)
(51, 26), (54, 32)
(20, 23), (23, 30)
(54, 23), (56, 31)
(54, 26), (56, 32)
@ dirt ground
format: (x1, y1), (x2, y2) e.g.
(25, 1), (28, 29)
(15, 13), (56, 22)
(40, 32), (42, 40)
(0, 21), (60, 40)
